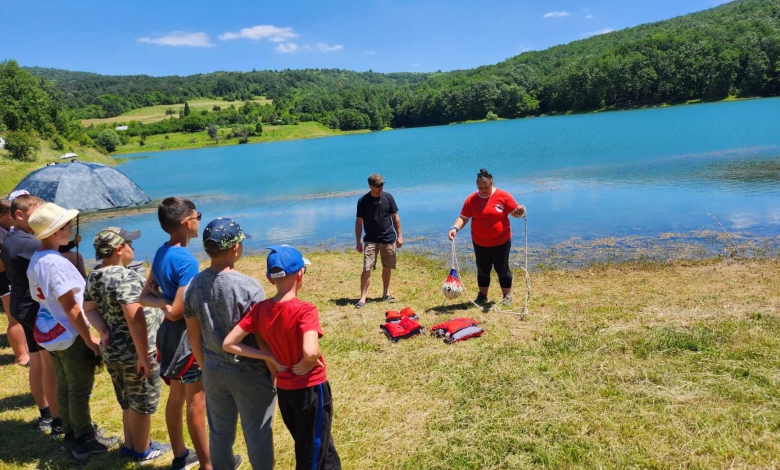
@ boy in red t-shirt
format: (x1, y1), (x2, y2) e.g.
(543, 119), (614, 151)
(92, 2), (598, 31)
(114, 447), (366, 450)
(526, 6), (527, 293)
(223, 245), (341, 470)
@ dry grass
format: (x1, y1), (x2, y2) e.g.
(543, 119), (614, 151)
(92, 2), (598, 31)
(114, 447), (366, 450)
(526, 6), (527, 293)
(1, 252), (780, 469)
(80, 98), (273, 126)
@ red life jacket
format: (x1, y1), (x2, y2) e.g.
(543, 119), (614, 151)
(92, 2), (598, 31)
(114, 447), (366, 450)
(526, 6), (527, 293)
(385, 307), (418, 323)
(430, 317), (484, 344)
(380, 316), (424, 342)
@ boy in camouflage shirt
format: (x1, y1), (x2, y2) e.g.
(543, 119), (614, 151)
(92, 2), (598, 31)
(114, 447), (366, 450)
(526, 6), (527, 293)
(84, 227), (171, 463)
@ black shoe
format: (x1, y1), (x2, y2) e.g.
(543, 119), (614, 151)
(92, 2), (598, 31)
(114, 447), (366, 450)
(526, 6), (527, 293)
(474, 293), (488, 305)
(60, 431), (76, 450)
(72, 429), (120, 460)
(233, 454), (243, 469)
(50, 418), (63, 437)
(170, 448), (199, 470)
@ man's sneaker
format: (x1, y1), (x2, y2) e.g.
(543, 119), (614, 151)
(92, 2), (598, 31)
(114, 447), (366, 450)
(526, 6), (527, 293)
(502, 294), (513, 306)
(170, 448), (199, 470)
(60, 431), (76, 450)
(134, 441), (172, 463)
(50, 418), (63, 437)
(33, 417), (52, 433)
(72, 429), (120, 460)
(474, 293), (488, 305)
(233, 454), (243, 469)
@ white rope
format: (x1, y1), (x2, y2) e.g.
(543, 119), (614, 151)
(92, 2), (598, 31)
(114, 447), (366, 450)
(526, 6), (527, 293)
(450, 216), (530, 320)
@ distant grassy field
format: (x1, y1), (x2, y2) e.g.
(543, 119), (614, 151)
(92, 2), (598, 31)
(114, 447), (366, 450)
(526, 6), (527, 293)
(112, 121), (370, 155)
(80, 98), (273, 126)
(0, 142), (113, 195)
(1, 253), (779, 469)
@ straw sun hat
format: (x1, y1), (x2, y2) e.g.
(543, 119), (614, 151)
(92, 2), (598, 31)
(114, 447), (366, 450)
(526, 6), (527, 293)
(28, 202), (79, 240)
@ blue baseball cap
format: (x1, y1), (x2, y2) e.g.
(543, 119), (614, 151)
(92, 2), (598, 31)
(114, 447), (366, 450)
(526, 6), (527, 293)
(266, 245), (311, 278)
(203, 218), (251, 250)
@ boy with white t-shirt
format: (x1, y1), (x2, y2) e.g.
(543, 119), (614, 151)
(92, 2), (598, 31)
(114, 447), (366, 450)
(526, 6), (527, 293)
(26, 203), (120, 459)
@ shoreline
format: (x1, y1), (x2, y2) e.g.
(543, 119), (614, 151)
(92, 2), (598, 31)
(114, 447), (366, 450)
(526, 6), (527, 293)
(108, 95), (773, 157)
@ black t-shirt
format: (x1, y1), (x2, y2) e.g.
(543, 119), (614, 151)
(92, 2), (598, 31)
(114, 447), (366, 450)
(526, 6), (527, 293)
(0, 230), (41, 323)
(0, 225), (9, 247)
(356, 191), (399, 244)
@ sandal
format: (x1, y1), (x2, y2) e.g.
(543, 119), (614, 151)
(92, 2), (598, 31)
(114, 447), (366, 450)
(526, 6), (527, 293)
(384, 295), (396, 303)
(354, 301), (366, 309)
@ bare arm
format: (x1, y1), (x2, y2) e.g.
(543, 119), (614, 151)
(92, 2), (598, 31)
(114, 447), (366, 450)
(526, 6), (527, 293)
(354, 217), (364, 253)
(223, 324), (286, 371)
(83, 300), (110, 347)
(185, 317), (205, 370)
(122, 302), (153, 379)
(510, 205), (526, 218)
(392, 213), (403, 248)
(448, 215), (470, 241)
(292, 330), (324, 375)
(166, 286), (187, 322)
(59, 290), (100, 356)
(139, 273), (170, 310)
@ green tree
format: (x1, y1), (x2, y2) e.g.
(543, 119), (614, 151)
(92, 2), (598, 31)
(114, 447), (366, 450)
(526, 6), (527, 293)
(486, 111), (498, 121)
(207, 124), (218, 142)
(5, 130), (40, 162)
(95, 129), (122, 152)
(183, 101), (191, 117)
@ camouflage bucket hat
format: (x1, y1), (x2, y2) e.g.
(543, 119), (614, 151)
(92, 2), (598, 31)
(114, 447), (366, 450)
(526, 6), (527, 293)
(94, 227), (141, 259)
(203, 218), (251, 251)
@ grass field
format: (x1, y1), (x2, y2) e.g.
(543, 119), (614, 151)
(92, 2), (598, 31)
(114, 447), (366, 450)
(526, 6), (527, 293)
(1, 252), (779, 469)
(0, 143), (114, 195)
(111, 121), (370, 155)
(80, 98), (273, 126)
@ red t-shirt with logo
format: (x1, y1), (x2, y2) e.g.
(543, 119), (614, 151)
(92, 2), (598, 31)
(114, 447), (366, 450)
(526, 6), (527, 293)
(460, 189), (519, 247)
(238, 297), (326, 390)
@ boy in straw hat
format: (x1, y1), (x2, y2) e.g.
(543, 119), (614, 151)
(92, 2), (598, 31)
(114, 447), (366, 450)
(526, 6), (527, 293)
(26, 202), (120, 459)
(84, 227), (170, 463)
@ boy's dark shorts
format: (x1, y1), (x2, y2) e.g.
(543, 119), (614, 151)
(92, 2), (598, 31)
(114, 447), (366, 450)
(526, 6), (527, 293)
(162, 363), (202, 386)
(107, 359), (163, 415)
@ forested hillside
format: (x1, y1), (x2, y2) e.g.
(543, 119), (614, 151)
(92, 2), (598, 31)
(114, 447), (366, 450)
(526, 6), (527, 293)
(18, 0), (780, 133)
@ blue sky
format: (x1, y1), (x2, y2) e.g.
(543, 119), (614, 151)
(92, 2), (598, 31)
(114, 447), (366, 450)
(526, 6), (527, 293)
(0, 0), (733, 76)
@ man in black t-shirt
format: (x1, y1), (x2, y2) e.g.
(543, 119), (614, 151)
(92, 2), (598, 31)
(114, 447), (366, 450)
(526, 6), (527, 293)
(354, 173), (403, 308)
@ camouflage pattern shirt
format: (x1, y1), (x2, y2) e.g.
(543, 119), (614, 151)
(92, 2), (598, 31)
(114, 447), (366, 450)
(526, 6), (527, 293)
(85, 265), (163, 364)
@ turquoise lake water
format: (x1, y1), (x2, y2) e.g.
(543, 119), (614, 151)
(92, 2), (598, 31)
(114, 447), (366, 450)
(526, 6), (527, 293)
(86, 98), (780, 263)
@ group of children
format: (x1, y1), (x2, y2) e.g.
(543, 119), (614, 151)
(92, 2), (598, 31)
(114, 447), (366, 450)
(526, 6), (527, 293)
(6, 194), (341, 470)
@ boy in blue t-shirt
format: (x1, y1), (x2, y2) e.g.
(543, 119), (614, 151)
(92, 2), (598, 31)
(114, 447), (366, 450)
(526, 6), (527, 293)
(140, 196), (210, 470)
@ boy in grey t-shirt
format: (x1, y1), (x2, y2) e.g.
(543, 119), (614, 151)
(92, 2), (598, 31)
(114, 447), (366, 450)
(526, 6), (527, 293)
(183, 218), (281, 470)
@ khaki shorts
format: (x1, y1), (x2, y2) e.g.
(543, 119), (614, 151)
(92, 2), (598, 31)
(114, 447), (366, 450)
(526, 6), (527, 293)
(363, 242), (397, 271)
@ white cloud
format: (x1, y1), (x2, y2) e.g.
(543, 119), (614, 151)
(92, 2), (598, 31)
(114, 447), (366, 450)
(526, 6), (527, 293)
(137, 32), (213, 47)
(310, 42), (343, 52)
(365, 50), (376, 55)
(583, 28), (614, 37)
(544, 11), (570, 18)
(274, 42), (343, 54)
(585, 14), (594, 19)
(219, 25), (298, 42)
(274, 42), (300, 54)
(518, 45), (534, 52)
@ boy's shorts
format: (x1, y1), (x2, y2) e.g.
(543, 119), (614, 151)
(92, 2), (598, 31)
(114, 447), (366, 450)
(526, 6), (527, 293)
(162, 364), (202, 386)
(363, 242), (397, 271)
(107, 359), (163, 415)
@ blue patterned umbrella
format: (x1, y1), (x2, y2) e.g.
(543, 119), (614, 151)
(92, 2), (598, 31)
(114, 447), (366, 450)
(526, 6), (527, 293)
(10, 162), (151, 212)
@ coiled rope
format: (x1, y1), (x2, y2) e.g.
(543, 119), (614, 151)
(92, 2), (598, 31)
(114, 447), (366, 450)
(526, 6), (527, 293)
(450, 216), (530, 319)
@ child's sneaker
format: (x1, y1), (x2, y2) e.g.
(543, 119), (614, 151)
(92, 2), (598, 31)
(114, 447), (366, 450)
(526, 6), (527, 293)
(501, 294), (513, 306)
(60, 431), (76, 450)
(32, 417), (52, 433)
(232, 454), (243, 469)
(474, 293), (488, 305)
(134, 441), (172, 463)
(72, 429), (120, 459)
(50, 418), (63, 437)
(170, 448), (199, 470)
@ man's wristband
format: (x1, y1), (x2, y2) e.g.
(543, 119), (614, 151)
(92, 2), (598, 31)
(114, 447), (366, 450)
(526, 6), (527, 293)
(450, 226), (459, 232)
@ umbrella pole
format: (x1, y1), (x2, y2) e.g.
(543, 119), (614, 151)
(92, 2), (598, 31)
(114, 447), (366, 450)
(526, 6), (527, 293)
(76, 214), (79, 261)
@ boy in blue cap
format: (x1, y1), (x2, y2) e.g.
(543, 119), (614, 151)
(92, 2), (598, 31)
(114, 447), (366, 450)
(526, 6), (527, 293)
(184, 218), (282, 470)
(223, 245), (341, 470)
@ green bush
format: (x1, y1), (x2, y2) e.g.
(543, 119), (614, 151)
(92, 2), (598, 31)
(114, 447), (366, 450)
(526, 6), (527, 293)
(4, 130), (40, 162)
(486, 111), (498, 121)
(94, 129), (122, 152)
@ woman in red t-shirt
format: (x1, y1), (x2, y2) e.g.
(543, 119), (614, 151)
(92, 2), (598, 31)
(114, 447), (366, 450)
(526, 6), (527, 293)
(448, 169), (526, 306)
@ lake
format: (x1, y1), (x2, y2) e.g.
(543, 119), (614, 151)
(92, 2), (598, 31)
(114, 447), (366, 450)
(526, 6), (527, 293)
(84, 98), (780, 265)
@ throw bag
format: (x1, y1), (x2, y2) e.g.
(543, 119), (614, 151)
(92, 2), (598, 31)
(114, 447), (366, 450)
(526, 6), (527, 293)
(442, 268), (463, 300)
(380, 316), (424, 342)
